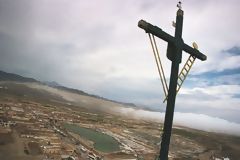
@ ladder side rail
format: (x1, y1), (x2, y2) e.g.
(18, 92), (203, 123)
(152, 35), (169, 93)
(148, 33), (168, 97)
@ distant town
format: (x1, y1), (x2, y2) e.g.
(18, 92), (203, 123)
(0, 97), (160, 160)
(0, 76), (239, 160)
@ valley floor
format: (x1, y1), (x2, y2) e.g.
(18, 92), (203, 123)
(0, 87), (239, 160)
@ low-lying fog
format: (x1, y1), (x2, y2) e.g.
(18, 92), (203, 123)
(27, 83), (240, 136)
(118, 107), (240, 136)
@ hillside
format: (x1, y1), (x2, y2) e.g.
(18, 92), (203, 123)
(0, 70), (137, 109)
(0, 71), (37, 83)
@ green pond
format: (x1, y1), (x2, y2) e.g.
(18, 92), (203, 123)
(64, 123), (120, 153)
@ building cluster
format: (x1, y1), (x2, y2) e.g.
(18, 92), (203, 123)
(0, 101), (103, 160)
(0, 98), (160, 160)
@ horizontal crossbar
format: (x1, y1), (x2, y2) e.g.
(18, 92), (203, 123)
(138, 19), (207, 61)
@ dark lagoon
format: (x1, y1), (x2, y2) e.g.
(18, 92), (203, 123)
(64, 123), (120, 153)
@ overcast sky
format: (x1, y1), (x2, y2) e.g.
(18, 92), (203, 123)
(0, 0), (239, 123)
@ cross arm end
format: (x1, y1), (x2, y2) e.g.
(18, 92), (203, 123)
(138, 20), (153, 33)
(138, 19), (174, 43)
(183, 44), (207, 61)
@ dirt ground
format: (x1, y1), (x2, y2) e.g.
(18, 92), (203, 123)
(0, 129), (43, 160)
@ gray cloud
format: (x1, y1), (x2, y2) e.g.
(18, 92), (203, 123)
(224, 46), (240, 56)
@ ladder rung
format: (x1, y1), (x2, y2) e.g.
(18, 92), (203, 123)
(187, 61), (192, 66)
(176, 56), (195, 95)
(180, 72), (185, 77)
(189, 59), (194, 63)
(177, 79), (182, 84)
(179, 76), (184, 81)
(183, 68), (188, 72)
(189, 57), (195, 63)
(185, 64), (190, 70)
(181, 74), (186, 79)
(180, 73), (186, 80)
(178, 80), (182, 85)
(177, 82), (181, 87)
(163, 55), (196, 103)
(178, 78), (184, 84)
(181, 71), (186, 75)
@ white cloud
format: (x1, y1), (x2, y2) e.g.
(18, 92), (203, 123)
(0, 0), (240, 124)
(24, 82), (240, 136)
(118, 107), (240, 136)
(181, 85), (240, 97)
(176, 85), (240, 123)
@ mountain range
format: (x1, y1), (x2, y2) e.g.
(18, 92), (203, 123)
(0, 70), (140, 110)
(0, 71), (150, 114)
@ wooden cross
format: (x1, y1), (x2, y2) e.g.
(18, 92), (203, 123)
(138, 4), (207, 160)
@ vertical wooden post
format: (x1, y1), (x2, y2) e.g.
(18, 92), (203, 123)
(138, 4), (206, 160)
(159, 9), (184, 160)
